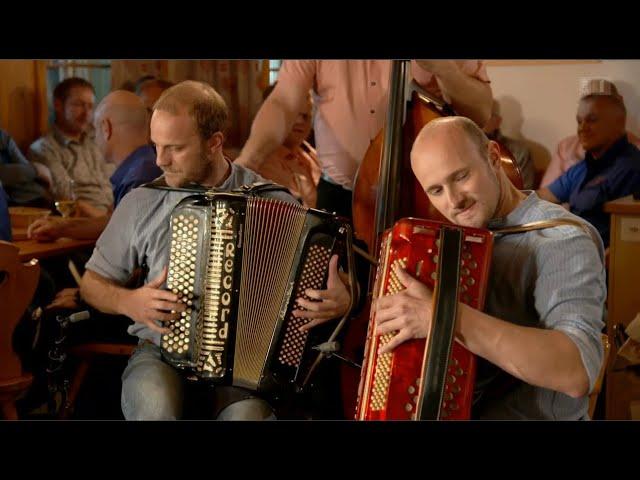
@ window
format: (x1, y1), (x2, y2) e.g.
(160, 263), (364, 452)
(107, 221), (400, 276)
(46, 60), (111, 124)
(268, 60), (282, 85)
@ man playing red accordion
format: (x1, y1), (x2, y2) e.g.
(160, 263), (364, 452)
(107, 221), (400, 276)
(374, 116), (606, 420)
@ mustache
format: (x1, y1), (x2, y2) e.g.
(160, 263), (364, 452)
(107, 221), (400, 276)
(452, 200), (475, 215)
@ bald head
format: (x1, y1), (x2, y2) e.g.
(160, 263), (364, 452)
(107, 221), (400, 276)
(412, 116), (490, 163)
(95, 90), (149, 133)
(93, 90), (150, 164)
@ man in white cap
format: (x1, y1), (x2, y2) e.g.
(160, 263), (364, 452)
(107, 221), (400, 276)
(537, 78), (640, 248)
(540, 78), (640, 187)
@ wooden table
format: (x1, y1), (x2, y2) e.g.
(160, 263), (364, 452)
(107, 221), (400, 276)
(603, 194), (640, 419)
(14, 237), (95, 262)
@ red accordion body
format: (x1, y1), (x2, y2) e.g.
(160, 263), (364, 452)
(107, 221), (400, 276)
(356, 218), (494, 420)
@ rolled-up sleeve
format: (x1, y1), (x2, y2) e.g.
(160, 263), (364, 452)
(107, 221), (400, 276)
(85, 192), (142, 283)
(533, 227), (606, 393)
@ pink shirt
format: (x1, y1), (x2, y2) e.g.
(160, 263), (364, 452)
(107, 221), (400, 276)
(541, 132), (640, 187)
(277, 60), (490, 189)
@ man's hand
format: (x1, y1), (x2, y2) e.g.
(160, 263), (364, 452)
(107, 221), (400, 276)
(295, 255), (351, 332)
(374, 266), (434, 354)
(120, 267), (186, 335)
(28, 216), (71, 242)
(46, 288), (81, 310)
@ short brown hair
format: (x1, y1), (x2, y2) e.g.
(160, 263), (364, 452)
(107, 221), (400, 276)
(153, 80), (229, 140)
(53, 77), (95, 103)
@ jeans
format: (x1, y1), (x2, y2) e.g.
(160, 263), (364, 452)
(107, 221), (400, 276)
(121, 342), (276, 421)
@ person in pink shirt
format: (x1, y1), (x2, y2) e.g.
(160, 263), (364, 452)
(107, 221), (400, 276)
(540, 79), (640, 187)
(253, 83), (321, 208)
(236, 60), (493, 218)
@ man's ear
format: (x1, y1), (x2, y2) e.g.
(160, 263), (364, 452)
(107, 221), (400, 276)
(487, 140), (502, 170)
(102, 118), (112, 141)
(206, 131), (225, 154)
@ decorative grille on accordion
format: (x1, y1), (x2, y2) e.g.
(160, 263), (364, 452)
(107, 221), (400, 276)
(162, 191), (349, 394)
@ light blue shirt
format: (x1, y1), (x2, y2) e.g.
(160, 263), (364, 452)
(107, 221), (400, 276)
(85, 162), (296, 346)
(474, 192), (606, 420)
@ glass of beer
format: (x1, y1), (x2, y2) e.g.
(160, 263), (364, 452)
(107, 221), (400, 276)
(55, 179), (77, 217)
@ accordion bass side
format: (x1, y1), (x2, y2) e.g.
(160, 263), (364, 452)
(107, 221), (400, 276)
(356, 218), (494, 420)
(161, 191), (354, 394)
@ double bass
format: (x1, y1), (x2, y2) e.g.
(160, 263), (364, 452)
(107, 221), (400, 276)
(341, 60), (523, 418)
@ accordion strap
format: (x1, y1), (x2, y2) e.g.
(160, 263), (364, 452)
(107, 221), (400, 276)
(491, 218), (601, 249)
(418, 226), (463, 420)
(142, 177), (293, 199)
(230, 182), (292, 197)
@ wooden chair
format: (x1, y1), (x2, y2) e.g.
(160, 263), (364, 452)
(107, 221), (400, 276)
(59, 341), (135, 419)
(588, 334), (611, 419)
(0, 241), (40, 420)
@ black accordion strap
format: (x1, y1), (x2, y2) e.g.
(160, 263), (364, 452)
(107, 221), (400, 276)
(141, 177), (294, 199)
(417, 226), (463, 420)
(231, 182), (293, 197)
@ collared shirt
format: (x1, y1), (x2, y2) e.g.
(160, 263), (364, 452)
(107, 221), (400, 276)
(27, 126), (113, 211)
(110, 144), (162, 208)
(474, 192), (606, 420)
(85, 161), (296, 346)
(277, 60), (490, 189)
(547, 135), (640, 248)
(541, 132), (640, 187)
(0, 182), (11, 242)
(256, 143), (321, 208)
(0, 129), (48, 205)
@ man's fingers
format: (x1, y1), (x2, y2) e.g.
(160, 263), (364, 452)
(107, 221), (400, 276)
(151, 300), (186, 313)
(145, 321), (171, 335)
(379, 330), (411, 354)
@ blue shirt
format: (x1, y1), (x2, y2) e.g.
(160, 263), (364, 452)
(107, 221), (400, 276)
(474, 192), (606, 420)
(0, 182), (11, 242)
(0, 129), (47, 205)
(109, 145), (162, 208)
(548, 135), (640, 247)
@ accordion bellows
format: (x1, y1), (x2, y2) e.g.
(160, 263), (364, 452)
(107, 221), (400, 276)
(162, 191), (349, 393)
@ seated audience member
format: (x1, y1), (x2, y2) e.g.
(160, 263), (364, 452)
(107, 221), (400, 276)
(28, 78), (113, 215)
(135, 77), (174, 112)
(250, 83), (321, 207)
(540, 79), (640, 187)
(537, 81), (640, 248)
(483, 101), (535, 189)
(0, 129), (52, 207)
(28, 91), (161, 242)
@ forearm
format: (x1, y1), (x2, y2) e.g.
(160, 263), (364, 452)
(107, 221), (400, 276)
(80, 269), (131, 316)
(435, 65), (492, 126)
(61, 216), (110, 240)
(240, 97), (299, 170)
(457, 304), (590, 397)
